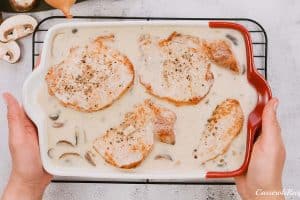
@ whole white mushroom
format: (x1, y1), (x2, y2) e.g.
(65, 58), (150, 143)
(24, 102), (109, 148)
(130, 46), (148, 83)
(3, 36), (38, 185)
(9, 0), (38, 12)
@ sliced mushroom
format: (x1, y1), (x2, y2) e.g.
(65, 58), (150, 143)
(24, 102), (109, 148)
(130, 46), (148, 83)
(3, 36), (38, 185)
(9, 0), (38, 12)
(49, 114), (59, 121)
(85, 151), (96, 166)
(72, 28), (78, 34)
(52, 121), (64, 128)
(47, 148), (55, 159)
(0, 15), (37, 42)
(216, 158), (227, 167)
(241, 64), (246, 75)
(75, 129), (79, 146)
(154, 154), (173, 161)
(56, 140), (75, 147)
(226, 34), (238, 46)
(74, 127), (87, 146)
(0, 41), (20, 63)
(59, 152), (81, 160)
(49, 111), (60, 121)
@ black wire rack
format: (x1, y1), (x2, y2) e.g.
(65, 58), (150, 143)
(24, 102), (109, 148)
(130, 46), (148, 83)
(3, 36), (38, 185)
(32, 16), (268, 185)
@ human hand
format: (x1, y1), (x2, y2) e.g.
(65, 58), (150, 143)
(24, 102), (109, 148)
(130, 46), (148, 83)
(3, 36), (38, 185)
(1, 93), (52, 200)
(235, 98), (286, 200)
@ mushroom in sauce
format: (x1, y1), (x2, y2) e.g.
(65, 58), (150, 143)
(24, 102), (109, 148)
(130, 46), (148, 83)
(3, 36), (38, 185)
(225, 34), (238, 46)
(59, 152), (81, 160)
(52, 121), (65, 128)
(56, 140), (75, 147)
(49, 111), (60, 121)
(58, 152), (82, 165)
(154, 154), (173, 161)
(85, 151), (96, 166)
(74, 127), (87, 146)
(47, 148), (55, 159)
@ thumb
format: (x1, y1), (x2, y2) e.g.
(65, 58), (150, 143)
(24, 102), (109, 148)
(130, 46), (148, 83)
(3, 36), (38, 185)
(260, 98), (281, 145)
(3, 93), (25, 140)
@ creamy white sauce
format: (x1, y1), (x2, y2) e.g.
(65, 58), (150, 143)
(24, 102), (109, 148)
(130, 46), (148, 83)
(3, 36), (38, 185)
(38, 25), (257, 174)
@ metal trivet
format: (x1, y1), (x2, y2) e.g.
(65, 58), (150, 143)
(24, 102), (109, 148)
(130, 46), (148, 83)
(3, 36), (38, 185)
(32, 16), (268, 185)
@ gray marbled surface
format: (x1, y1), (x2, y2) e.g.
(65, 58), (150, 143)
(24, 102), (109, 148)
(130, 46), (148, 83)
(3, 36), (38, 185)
(1, 0), (300, 199)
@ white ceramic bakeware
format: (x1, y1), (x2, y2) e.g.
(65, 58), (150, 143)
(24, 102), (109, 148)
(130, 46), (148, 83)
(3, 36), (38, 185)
(23, 20), (271, 182)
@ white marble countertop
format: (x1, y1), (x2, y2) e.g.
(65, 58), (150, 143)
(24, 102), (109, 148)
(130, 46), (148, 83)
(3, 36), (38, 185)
(1, 0), (300, 199)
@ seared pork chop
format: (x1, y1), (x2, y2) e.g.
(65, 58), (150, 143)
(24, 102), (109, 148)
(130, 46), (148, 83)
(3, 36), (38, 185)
(193, 99), (244, 163)
(204, 40), (240, 73)
(91, 100), (176, 169)
(139, 32), (214, 106)
(139, 32), (240, 106)
(46, 34), (134, 112)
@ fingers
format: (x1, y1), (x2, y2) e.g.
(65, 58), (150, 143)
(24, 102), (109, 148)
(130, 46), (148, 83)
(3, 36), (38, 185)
(234, 175), (244, 186)
(35, 55), (41, 69)
(20, 105), (38, 137)
(234, 175), (247, 198)
(3, 93), (25, 139)
(259, 98), (285, 162)
(260, 98), (281, 144)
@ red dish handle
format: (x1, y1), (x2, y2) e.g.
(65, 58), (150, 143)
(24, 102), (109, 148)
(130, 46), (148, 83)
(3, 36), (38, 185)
(206, 22), (272, 178)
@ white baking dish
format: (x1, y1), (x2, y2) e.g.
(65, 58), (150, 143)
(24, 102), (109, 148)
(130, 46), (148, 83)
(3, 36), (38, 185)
(22, 20), (271, 182)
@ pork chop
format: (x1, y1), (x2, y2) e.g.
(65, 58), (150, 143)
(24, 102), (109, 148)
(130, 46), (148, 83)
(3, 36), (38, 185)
(139, 32), (214, 106)
(91, 99), (177, 169)
(45, 34), (134, 112)
(204, 40), (240, 73)
(193, 99), (244, 163)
